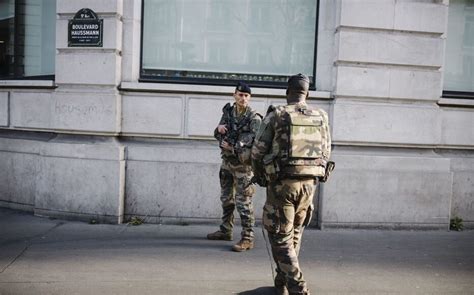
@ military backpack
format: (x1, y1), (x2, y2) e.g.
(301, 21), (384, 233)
(274, 104), (329, 178)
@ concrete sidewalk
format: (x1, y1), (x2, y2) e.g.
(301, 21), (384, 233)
(0, 208), (473, 295)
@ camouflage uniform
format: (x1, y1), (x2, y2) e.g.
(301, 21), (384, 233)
(252, 100), (331, 295)
(214, 104), (262, 242)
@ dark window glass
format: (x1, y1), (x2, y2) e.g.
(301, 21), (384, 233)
(0, 0), (56, 79)
(141, 0), (318, 88)
(443, 0), (474, 97)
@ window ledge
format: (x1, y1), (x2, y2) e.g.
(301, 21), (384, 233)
(120, 82), (332, 99)
(0, 80), (55, 88)
(438, 98), (474, 108)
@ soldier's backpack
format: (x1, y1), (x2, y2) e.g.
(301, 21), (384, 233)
(278, 104), (328, 178)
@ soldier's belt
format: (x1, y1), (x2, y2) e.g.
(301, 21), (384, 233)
(277, 173), (318, 181)
(283, 158), (326, 166)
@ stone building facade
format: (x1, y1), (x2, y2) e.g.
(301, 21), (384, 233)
(0, 0), (473, 229)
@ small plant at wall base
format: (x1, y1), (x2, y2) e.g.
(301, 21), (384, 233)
(450, 216), (463, 231)
(128, 216), (144, 226)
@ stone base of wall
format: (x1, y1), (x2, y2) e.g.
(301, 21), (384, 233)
(321, 222), (448, 231)
(34, 208), (120, 224)
(0, 130), (125, 224)
(1, 130), (473, 229)
(0, 200), (34, 213)
(320, 146), (455, 230)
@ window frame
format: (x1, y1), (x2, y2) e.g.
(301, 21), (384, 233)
(139, 0), (320, 90)
(0, 0), (56, 81)
(442, 90), (474, 100)
(0, 74), (55, 81)
(442, 0), (474, 99)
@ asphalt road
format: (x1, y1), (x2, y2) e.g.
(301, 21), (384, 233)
(1, 208), (473, 295)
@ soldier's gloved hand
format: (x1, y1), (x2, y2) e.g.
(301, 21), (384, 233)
(217, 125), (227, 134)
(220, 141), (234, 152)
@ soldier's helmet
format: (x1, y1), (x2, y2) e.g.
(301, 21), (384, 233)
(287, 73), (310, 94)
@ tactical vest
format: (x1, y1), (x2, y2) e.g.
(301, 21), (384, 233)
(219, 104), (259, 166)
(275, 104), (327, 178)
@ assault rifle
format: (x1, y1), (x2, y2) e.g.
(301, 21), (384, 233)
(216, 103), (239, 148)
(216, 103), (252, 151)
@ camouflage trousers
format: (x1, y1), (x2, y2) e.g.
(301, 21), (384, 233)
(263, 178), (317, 295)
(219, 159), (256, 241)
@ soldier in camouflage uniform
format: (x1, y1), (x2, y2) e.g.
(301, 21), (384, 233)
(251, 74), (331, 295)
(207, 82), (262, 252)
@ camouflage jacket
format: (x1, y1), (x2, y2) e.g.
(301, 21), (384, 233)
(214, 103), (262, 166)
(251, 101), (331, 179)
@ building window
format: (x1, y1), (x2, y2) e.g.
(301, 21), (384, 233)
(0, 0), (56, 79)
(443, 0), (474, 98)
(141, 0), (319, 89)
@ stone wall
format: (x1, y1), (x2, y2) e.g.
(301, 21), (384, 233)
(0, 0), (473, 229)
(320, 0), (473, 229)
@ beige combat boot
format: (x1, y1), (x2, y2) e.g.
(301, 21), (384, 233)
(206, 230), (233, 241)
(231, 239), (254, 252)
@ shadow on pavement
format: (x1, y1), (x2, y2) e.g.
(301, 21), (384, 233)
(238, 286), (275, 295)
